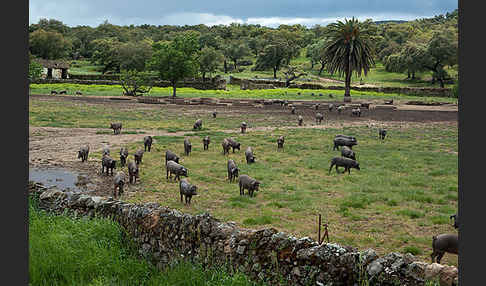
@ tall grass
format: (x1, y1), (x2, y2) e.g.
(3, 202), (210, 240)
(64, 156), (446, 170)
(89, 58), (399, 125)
(28, 195), (260, 286)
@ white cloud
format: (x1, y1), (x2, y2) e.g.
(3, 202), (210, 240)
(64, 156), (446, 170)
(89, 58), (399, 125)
(159, 13), (244, 26)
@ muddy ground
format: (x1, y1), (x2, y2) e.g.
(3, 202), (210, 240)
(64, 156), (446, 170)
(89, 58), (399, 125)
(29, 94), (457, 198)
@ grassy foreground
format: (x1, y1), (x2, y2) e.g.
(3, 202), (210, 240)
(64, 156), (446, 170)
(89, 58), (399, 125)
(29, 195), (260, 286)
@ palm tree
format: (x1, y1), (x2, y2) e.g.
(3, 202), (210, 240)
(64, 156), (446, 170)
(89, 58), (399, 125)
(322, 18), (375, 102)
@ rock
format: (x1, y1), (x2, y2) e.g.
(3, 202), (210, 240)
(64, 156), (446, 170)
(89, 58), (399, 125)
(239, 239), (249, 246)
(292, 266), (301, 276)
(39, 188), (65, 200)
(360, 249), (378, 265)
(236, 245), (246, 255)
(405, 262), (427, 281)
(367, 260), (384, 276)
(425, 263), (444, 280)
(390, 258), (406, 272)
(439, 265), (459, 286)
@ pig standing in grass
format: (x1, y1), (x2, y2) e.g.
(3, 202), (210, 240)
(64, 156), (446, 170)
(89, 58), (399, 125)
(179, 179), (197, 205)
(333, 137), (358, 150)
(144, 136), (153, 152)
(226, 138), (241, 153)
(315, 113), (324, 124)
(239, 175), (261, 197)
(431, 234), (458, 264)
(101, 155), (116, 175)
(341, 146), (356, 160)
(298, 115), (303, 126)
(328, 157), (360, 175)
(110, 123), (122, 135)
(335, 134), (357, 141)
(240, 122), (248, 134)
(127, 161), (139, 184)
(222, 139), (231, 155)
(277, 136), (285, 150)
(134, 150), (144, 165)
(379, 128), (387, 140)
(165, 150), (180, 165)
(245, 147), (256, 164)
(166, 160), (188, 182)
(119, 147), (128, 167)
(113, 171), (126, 199)
(193, 119), (203, 130)
(184, 138), (192, 156)
(203, 136), (210, 150)
(227, 159), (239, 183)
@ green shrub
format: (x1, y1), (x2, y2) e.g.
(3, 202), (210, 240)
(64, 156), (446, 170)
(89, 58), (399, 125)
(403, 245), (423, 255)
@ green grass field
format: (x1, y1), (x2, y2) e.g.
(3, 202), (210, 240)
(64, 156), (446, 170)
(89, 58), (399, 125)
(29, 96), (458, 266)
(68, 59), (104, 75)
(29, 83), (458, 104)
(29, 195), (260, 286)
(116, 124), (457, 266)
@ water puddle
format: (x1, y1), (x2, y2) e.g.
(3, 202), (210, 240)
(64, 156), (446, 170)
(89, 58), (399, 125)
(29, 167), (95, 193)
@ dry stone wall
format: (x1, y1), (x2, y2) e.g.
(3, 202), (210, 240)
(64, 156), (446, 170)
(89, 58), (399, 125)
(229, 76), (453, 97)
(29, 182), (458, 286)
(33, 78), (227, 90)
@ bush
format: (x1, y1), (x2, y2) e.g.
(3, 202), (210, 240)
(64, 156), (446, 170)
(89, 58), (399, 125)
(403, 245), (423, 255)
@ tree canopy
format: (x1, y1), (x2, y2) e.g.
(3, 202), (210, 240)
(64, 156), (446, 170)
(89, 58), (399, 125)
(148, 33), (199, 97)
(28, 9), (458, 88)
(321, 18), (376, 101)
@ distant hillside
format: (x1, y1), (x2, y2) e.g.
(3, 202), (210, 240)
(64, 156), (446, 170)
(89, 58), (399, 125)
(374, 20), (408, 25)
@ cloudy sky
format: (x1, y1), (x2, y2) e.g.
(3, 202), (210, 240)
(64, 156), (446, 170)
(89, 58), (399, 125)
(29, 0), (458, 28)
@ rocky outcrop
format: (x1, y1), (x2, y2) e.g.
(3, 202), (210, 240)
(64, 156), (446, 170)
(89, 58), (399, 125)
(28, 182), (458, 286)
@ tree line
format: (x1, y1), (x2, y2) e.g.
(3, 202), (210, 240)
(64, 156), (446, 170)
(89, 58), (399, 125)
(29, 9), (458, 98)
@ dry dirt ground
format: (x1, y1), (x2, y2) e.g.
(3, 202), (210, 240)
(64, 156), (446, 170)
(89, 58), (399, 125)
(29, 94), (457, 198)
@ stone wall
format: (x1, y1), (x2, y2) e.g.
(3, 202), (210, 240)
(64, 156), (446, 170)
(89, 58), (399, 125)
(29, 182), (458, 286)
(33, 77), (227, 90)
(68, 74), (121, 80)
(229, 76), (453, 97)
(240, 80), (277, 90)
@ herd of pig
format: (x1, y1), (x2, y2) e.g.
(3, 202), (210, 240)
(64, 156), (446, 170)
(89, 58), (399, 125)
(75, 112), (457, 264)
